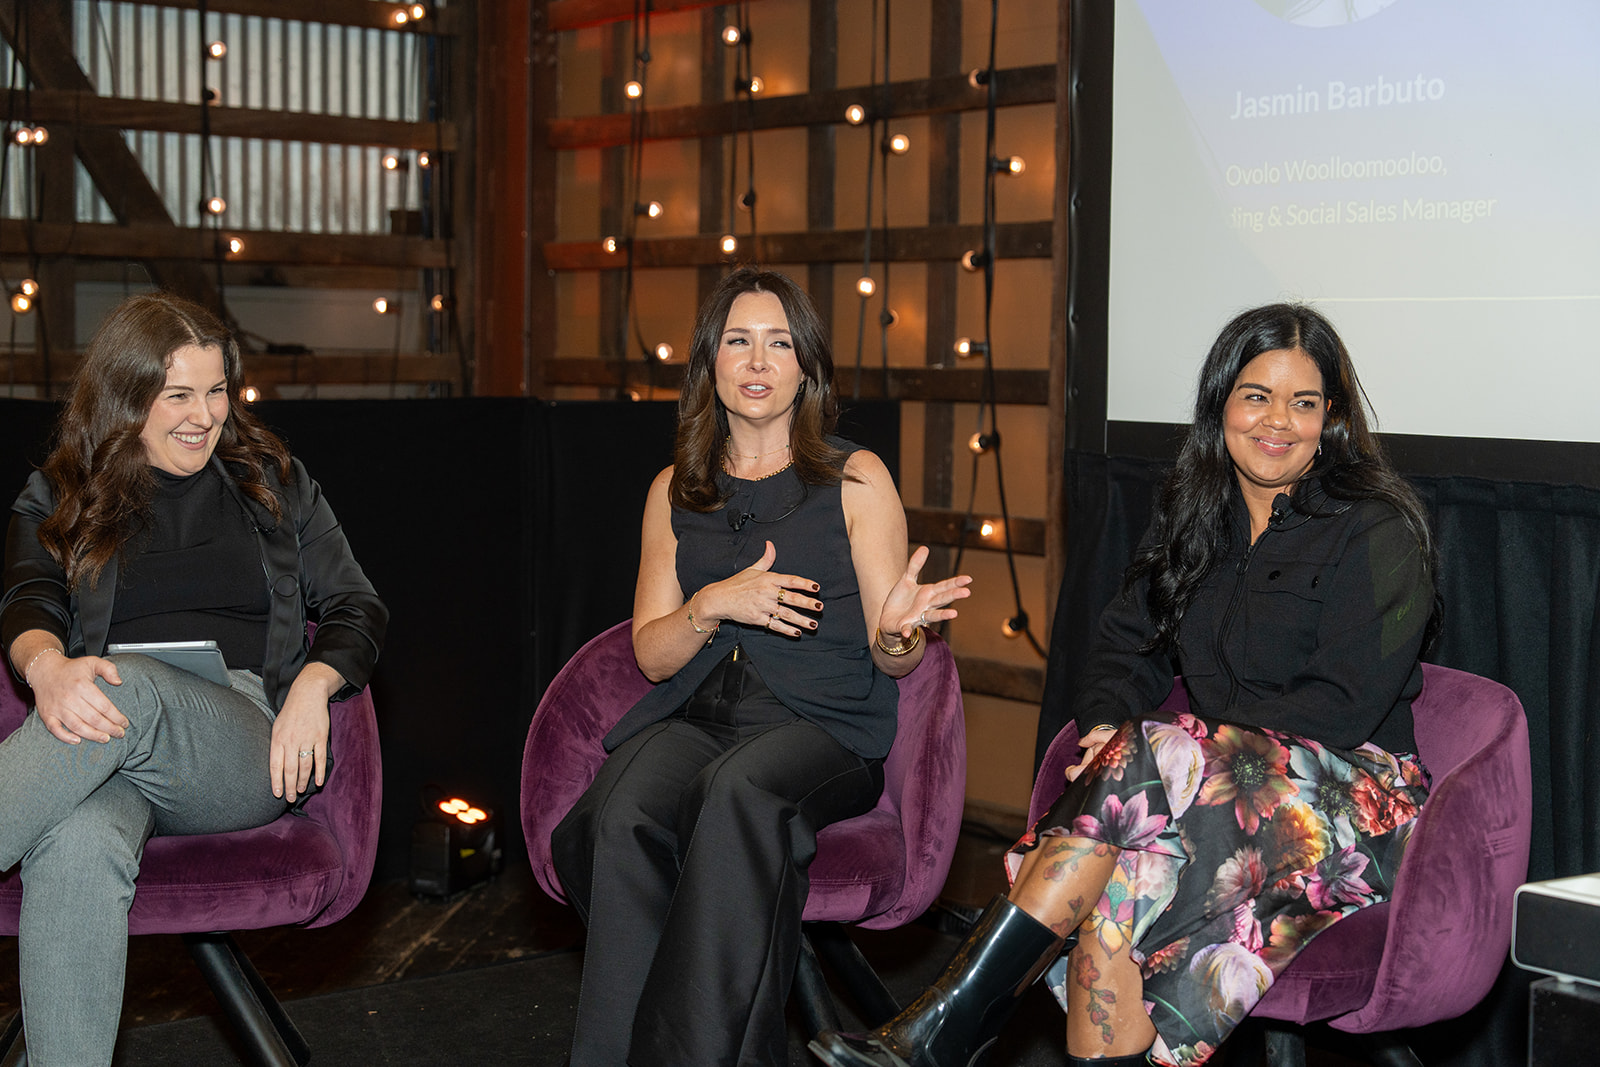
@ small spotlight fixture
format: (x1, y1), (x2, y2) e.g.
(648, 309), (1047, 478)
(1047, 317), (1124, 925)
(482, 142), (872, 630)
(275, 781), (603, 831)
(960, 249), (989, 272)
(844, 104), (867, 126)
(719, 234), (738, 255)
(968, 431), (1000, 455)
(635, 200), (663, 219)
(202, 196), (227, 216)
(601, 235), (619, 254)
(993, 155), (1026, 176)
(373, 297), (391, 314)
(886, 132), (911, 155)
(624, 80), (644, 100)
(654, 342), (674, 362)
(953, 337), (988, 358)
(242, 386), (260, 403)
(18, 279), (38, 297)
(721, 25), (742, 46)
(417, 151), (432, 168)
(9, 293), (31, 314)
(226, 236), (244, 255)
(207, 40), (227, 60)
(1001, 612), (1029, 639)
(856, 276), (876, 298)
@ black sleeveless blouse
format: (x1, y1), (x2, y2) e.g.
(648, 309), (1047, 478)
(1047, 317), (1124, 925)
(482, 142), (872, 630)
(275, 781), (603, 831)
(602, 443), (900, 759)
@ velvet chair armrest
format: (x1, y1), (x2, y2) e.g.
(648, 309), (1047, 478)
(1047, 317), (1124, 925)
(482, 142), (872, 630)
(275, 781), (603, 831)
(296, 685), (381, 928)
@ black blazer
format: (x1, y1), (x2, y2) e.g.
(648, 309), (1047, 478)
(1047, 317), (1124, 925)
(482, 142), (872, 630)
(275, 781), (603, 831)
(1, 455), (387, 712)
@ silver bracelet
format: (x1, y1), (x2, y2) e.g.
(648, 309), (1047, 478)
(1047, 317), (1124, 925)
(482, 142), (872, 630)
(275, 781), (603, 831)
(22, 646), (64, 687)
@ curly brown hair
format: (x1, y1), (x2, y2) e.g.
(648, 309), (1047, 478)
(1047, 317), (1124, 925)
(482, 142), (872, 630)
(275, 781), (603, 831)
(37, 292), (292, 590)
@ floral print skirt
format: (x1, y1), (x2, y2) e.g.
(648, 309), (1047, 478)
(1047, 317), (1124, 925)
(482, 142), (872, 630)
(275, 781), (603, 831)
(1006, 712), (1430, 1067)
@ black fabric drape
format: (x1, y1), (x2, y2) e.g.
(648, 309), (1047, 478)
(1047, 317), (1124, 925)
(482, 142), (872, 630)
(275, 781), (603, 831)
(1038, 449), (1600, 1064)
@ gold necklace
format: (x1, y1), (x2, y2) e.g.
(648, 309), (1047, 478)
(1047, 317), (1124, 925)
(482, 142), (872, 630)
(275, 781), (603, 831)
(722, 456), (795, 482)
(725, 435), (792, 461)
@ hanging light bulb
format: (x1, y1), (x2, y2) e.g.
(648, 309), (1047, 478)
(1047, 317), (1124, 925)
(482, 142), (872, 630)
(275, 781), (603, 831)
(10, 293), (31, 314)
(654, 342), (673, 362)
(19, 279), (38, 297)
(202, 196), (227, 216)
(226, 236), (244, 255)
(207, 40), (227, 60)
(961, 249), (989, 272)
(953, 337), (987, 359)
(601, 235), (619, 254)
(968, 431), (999, 455)
(747, 76), (764, 94)
(997, 155), (1026, 176)
(719, 234), (738, 255)
(856, 276), (876, 298)
(430, 294), (452, 312)
(721, 25), (742, 46)
(417, 151), (432, 168)
(886, 132), (911, 155)
(979, 520), (997, 538)
(737, 189), (756, 212)
(636, 200), (663, 219)
(392, 7), (410, 26)
(410, 3), (427, 18)
(968, 68), (990, 89)
(382, 152), (404, 171)
(880, 307), (899, 328)
(1001, 612), (1029, 639)
(12, 127), (32, 146)
(844, 104), (867, 126)
(242, 386), (260, 403)
(624, 80), (644, 100)
(28, 126), (47, 145)
(373, 297), (391, 314)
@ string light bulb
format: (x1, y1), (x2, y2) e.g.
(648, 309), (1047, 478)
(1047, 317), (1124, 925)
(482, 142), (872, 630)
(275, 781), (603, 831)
(719, 234), (738, 255)
(968, 68), (990, 89)
(410, 3), (426, 18)
(961, 249), (989, 272)
(856, 276), (876, 298)
(9, 293), (31, 314)
(654, 342), (673, 362)
(392, 7), (409, 26)
(997, 155), (1026, 176)
(430, 294), (453, 312)
(202, 196), (227, 216)
(417, 151), (432, 168)
(1001, 612), (1029, 639)
(624, 80), (643, 100)
(968, 431), (1000, 455)
(747, 76), (764, 94)
(979, 520), (996, 538)
(207, 41), (227, 59)
(886, 133), (911, 155)
(382, 152), (404, 171)
(242, 386), (260, 403)
(721, 25), (742, 45)
(226, 236), (244, 255)
(373, 297), (391, 314)
(602, 236), (619, 254)
(845, 104), (867, 126)
(18, 279), (38, 297)
(635, 200), (663, 219)
(953, 337), (987, 358)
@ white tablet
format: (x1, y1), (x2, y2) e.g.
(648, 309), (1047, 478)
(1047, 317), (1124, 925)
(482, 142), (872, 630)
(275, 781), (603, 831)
(105, 640), (232, 686)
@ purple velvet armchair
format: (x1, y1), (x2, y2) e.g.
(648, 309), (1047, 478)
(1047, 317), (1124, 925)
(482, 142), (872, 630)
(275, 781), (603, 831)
(1031, 663), (1532, 1066)
(0, 661), (382, 1067)
(522, 620), (967, 1031)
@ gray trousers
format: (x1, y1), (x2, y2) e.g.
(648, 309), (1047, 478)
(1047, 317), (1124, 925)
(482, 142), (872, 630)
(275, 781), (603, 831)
(0, 655), (289, 1067)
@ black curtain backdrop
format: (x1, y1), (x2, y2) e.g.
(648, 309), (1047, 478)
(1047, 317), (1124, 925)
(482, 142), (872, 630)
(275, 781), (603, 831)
(0, 397), (898, 882)
(1037, 448), (1600, 1064)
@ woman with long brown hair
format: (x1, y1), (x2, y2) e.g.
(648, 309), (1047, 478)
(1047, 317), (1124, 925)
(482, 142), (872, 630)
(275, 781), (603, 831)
(551, 267), (972, 1066)
(0, 292), (386, 1065)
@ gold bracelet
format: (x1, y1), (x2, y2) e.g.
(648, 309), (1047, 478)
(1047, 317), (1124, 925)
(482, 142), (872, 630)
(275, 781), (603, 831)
(686, 594), (719, 635)
(875, 626), (923, 657)
(22, 646), (64, 687)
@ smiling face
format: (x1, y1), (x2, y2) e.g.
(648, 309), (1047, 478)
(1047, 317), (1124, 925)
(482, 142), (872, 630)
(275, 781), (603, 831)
(1223, 346), (1326, 513)
(139, 343), (229, 476)
(713, 290), (802, 429)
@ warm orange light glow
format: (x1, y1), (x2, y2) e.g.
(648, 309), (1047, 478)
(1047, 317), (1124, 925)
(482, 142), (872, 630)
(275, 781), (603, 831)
(373, 297), (390, 314)
(208, 41), (227, 59)
(719, 234), (738, 255)
(845, 104), (866, 126)
(654, 343), (674, 362)
(10, 293), (31, 314)
(887, 133), (911, 155)
(624, 80), (643, 100)
(856, 277), (876, 298)
(242, 386), (260, 403)
(721, 25), (741, 45)
(19, 279), (38, 297)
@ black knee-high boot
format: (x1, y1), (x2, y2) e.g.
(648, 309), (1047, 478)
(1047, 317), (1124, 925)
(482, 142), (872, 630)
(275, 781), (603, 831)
(808, 894), (1068, 1067)
(1065, 1050), (1155, 1066)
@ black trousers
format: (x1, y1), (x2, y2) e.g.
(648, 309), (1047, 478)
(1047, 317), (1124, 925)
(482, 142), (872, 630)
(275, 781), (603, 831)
(551, 649), (885, 1067)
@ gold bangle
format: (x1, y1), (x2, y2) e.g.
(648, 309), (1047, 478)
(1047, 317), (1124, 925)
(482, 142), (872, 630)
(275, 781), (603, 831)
(686, 594), (719, 635)
(875, 626), (923, 657)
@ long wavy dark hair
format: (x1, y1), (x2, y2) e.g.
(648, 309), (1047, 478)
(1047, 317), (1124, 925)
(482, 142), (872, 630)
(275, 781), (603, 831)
(37, 292), (292, 590)
(670, 267), (853, 511)
(1124, 303), (1438, 653)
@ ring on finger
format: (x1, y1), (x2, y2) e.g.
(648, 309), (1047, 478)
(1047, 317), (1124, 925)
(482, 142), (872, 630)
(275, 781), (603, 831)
(298, 749), (314, 758)
(777, 589), (786, 604)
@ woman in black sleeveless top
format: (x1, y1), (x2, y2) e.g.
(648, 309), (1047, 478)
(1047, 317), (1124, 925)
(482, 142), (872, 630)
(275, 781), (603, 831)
(552, 268), (972, 1066)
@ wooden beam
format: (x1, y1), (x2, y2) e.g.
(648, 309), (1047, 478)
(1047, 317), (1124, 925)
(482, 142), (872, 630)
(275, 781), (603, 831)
(539, 359), (1050, 405)
(0, 0), (221, 313)
(0, 350), (459, 387)
(126, 0), (462, 35)
(0, 221), (450, 269)
(547, 0), (738, 32)
(6, 92), (457, 151)
(952, 654), (1045, 705)
(545, 221), (1051, 269)
(547, 66), (1055, 149)
(906, 507), (1047, 557)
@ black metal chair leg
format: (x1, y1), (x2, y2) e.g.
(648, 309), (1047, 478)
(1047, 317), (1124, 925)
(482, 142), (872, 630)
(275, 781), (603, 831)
(0, 1011), (24, 1067)
(805, 922), (903, 1027)
(794, 932), (845, 1039)
(184, 932), (309, 1067)
(1262, 1025), (1307, 1067)
(1357, 1033), (1425, 1067)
